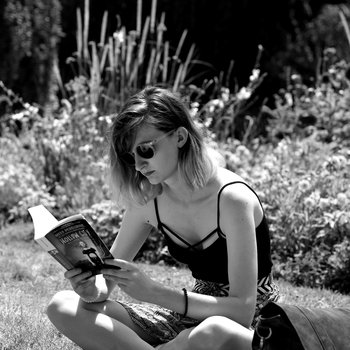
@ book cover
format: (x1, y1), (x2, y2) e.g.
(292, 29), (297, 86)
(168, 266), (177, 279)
(28, 205), (114, 274)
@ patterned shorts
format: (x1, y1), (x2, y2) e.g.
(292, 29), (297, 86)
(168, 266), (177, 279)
(120, 273), (280, 345)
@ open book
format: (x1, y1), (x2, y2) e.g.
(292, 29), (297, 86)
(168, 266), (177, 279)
(28, 204), (115, 274)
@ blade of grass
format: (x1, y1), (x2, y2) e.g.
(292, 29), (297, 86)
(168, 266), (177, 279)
(339, 9), (350, 50)
(108, 37), (115, 76)
(150, 0), (157, 34)
(180, 43), (195, 84)
(138, 16), (150, 64)
(90, 41), (100, 106)
(99, 44), (109, 72)
(225, 59), (234, 88)
(126, 32), (136, 77)
(162, 41), (169, 83)
(173, 63), (183, 91)
(83, 0), (90, 62)
(156, 12), (166, 51)
(170, 29), (188, 82)
(146, 48), (156, 84)
(76, 8), (83, 71)
(99, 11), (108, 47)
(137, 0), (142, 35)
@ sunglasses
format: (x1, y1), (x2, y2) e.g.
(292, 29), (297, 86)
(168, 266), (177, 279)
(120, 130), (175, 166)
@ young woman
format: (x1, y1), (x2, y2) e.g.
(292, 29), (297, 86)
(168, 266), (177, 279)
(47, 86), (279, 350)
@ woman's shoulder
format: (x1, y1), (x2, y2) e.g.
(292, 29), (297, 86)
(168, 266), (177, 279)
(216, 166), (245, 186)
(216, 167), (258, 205)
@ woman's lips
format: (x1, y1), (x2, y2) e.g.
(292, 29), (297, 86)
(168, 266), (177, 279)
(142, 170), (155, 177)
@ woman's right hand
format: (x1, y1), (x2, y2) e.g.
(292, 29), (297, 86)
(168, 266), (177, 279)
(64, 268), (97, 299)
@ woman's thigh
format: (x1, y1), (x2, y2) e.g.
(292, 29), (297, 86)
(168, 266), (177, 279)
(159, 316), (254, 350)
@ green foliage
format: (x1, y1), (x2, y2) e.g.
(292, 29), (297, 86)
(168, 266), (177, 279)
(1, 2), (350, 294)
(220, 105), (350, 293)
(0, 134), (55, 224)
(190, 54), (268, 144)
(269, 51), (350, 146)
(32, 103), (110, 211)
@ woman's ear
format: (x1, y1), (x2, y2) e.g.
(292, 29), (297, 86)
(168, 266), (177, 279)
(176, 127), (189, 148)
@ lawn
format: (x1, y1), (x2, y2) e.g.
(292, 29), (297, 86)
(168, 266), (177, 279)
(1, 222), (350, 350)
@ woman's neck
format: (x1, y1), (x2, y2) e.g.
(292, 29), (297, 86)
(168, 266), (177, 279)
(162, 171), (217, 205)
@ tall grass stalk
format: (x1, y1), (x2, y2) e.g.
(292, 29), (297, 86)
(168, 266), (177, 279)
(137, 0), (142, 35)
(339, 7), (350, 50)
(65, 0), (199, 114)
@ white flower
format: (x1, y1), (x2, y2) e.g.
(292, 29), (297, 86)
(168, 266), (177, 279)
(285, 92), (293, 106)
(113, 30), (125, 43)
(236, 87), (251, 101)
(12, 112), (25, 120)
(235, 145), (251, 159)
(220, 88), (230, 102)
(298, 179), (310, 192)
(208, 99), (224, 113)
(337, 193), (348, 207)
(249, 69), (260, 82)
(319, 198), (330, 210)
(304, 197), (315, 207)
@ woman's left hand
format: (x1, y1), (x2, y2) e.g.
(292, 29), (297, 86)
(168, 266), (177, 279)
(101, 259), (158, 302)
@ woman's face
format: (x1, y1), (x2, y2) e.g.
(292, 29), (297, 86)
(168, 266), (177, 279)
(131, 125), (179, 184)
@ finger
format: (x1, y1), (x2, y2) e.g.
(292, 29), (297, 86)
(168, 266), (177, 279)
(70, 271), (93, 284)
(104, 259), (134, 270)
(102, 271), (129, 282)
(101, 265), (130, 275)
(64, 268), (83, 279)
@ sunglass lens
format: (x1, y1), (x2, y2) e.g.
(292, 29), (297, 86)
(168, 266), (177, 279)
(136, 145), (154, 159)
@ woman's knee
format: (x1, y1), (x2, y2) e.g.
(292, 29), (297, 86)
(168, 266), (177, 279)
(189, 316), (253, 350)
(46, 290), (80, 325)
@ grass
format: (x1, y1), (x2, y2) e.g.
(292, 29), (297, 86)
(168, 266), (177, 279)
(1, 223), (350, 350)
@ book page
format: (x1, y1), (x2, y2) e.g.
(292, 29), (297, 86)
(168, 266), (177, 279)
(28, 205), (59, 240)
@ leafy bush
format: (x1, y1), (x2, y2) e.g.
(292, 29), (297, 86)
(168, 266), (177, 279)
(221, 135), (350, 293)
(268, 49), (350, 147)
(191, 62), (268, 144)
(0, 135), (55, 224)
(32, 102), (111, 211)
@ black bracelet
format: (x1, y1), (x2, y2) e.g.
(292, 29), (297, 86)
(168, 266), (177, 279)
(182, 288), (188, 318)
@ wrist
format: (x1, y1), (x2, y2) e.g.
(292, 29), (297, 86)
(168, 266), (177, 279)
(80, 287), (104, 303)
(147, 280), (166, 304)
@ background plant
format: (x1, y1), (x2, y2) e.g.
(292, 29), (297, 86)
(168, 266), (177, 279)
(1, 3), (350, 295)
(59, 0), (202, 115)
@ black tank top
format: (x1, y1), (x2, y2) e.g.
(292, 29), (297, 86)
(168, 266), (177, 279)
(154, 181), (273, 284)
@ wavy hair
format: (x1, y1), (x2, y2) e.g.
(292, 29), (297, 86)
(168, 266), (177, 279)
(108, 86), (214, 206)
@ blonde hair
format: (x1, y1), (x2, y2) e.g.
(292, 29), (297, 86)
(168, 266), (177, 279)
(109, 86), (214, 206)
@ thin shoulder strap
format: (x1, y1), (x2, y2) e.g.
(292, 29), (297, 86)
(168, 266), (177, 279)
(217, 181), (264, 237)
(153, 197), (195, 248)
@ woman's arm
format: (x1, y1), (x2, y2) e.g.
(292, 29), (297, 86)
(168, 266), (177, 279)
(90, 204), (154, 301)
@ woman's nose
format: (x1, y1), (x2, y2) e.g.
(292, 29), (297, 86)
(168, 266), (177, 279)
(134, 154), (147, 171)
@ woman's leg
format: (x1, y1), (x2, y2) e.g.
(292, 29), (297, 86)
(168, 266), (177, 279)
(46, 290), (155, 350)
(158, 316), (253, 350)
